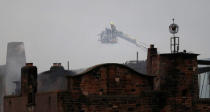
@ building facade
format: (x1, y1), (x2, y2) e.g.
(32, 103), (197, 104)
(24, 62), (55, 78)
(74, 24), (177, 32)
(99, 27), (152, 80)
(4, 45), (210, 112)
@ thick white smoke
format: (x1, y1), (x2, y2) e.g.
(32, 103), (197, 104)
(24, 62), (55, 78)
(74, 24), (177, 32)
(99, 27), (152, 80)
(5, 42), (26, 95)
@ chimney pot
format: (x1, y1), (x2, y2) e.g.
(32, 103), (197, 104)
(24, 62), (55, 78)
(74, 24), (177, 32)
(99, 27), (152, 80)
(150, 44), (154, 48)
(53, 63), (62, 66)
(26, 63), (33, 66)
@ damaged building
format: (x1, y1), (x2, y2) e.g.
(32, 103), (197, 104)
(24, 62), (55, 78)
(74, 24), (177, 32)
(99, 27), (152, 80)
(3, 44), (210, 112)
(3, 21), (210, 111)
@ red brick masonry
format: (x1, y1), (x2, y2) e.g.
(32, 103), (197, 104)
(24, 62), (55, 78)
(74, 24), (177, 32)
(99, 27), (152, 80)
(4, 45), (210, 112)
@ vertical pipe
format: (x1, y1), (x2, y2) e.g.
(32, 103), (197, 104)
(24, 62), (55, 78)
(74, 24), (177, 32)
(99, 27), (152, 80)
(173, 37), (176, 53)
(136, 52), (139, 63)
(67, 61), (70, 70)
(170, 37), (172, 53)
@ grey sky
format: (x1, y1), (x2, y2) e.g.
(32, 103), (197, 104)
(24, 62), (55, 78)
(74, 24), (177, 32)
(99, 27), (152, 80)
(0, 0), (210, 72)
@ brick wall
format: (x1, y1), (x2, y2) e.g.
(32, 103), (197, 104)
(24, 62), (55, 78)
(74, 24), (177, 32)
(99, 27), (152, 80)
(146, 45), (210, 112)
(65, 64), (155, 112)
(68, 64), (154, 97)
(4, 50), (210, 112)
(4, 92), (61, 112)
(58, 91), (166, 112)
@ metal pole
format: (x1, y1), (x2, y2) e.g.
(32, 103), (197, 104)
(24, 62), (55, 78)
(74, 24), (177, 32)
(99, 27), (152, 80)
(67, 61), (69, 70)
(173, 37), (176, 53)
(136, 52), (139, 63)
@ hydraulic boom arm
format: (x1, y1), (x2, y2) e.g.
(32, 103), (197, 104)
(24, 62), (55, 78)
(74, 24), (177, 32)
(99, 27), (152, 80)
(99, 23), (147, 51)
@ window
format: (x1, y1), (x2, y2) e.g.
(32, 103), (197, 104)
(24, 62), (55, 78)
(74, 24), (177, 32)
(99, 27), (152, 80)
(99, 88), (104, 92)
(28, 93), (33, 104)
(28, 92), (35, 105)
(9, 100), (12, 105)
(112, 105), (119, 112)
(128, 107), (134, 111)
(182, 89), (187, 96)
(48, 96), (51, 104)
(95, 73), (101, 80)
(115, 77), (120, 82)
(131, 89), (136, 92)
(93, 70), (101, 80)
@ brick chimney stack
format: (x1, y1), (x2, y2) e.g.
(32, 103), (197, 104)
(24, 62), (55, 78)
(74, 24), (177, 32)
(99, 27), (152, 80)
(21, 63), (37, 105)
(146, 44), (157, 75)
(50, 63), (64, 71)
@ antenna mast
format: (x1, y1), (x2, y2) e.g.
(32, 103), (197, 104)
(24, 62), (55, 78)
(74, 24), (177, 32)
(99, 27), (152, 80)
(169, 18), (180, 53)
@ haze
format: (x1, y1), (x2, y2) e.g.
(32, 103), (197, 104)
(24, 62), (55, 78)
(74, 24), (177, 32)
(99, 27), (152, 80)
(0, 0), (210, 72)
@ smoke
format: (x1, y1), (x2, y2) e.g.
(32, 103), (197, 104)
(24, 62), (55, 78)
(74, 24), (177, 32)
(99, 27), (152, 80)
(0, 42), (26, 112)
(5, 42), (26, 95)
(38, 65), (75, 92)
(0, 65), (5, 112)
